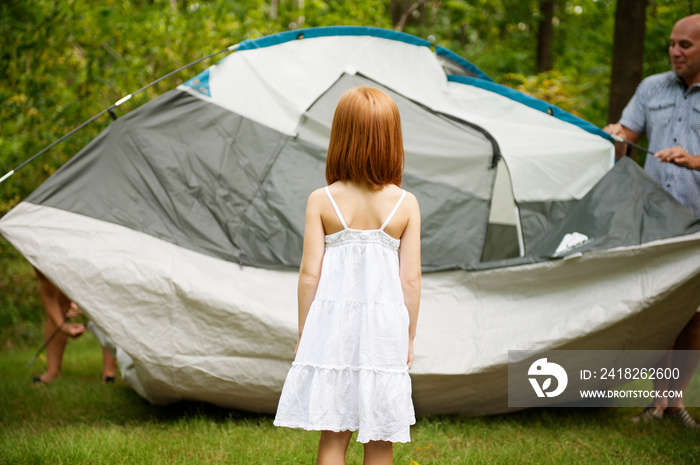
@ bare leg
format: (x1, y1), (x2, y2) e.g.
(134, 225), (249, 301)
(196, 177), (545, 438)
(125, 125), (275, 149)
(317, 430), (353, 465)
(363, 441), (393, 465)
(667, 313), (700, 411)
(101, 347), (117, 382)
(34, 268), (85, 383)
(36, 270), (71, 383)
(40, 316), (68, 383)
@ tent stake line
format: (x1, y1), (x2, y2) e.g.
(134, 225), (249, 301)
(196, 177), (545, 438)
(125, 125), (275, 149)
(25, 319), (66, 369)
(0, 43), (240, 186)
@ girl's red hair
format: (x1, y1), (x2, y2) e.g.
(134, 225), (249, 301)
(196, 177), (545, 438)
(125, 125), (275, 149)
(325, 87), (404, 190)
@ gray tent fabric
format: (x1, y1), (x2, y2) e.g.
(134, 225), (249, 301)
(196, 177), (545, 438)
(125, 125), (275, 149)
(22, 86), (700, 273)
(27, 90), (290, 265)
(518, 199), (577, 253)
(24, 72), (504, 271)
(527, 157), (700, 259)
(481, 222), (521, 261)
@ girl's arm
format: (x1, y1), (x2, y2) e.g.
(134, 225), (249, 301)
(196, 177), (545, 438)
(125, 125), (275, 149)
(398, 193), (421, 369)
(35, 268), (86, 337)
(296, 189), (326, 355)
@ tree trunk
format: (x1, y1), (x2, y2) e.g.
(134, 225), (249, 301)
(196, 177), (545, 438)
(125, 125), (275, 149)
(608, 0), (648, 124)
(391, 0), (410, 27)
(395, 0), (428, 31)
(536, 0), (554, 73)
(270, 0), (279, 19)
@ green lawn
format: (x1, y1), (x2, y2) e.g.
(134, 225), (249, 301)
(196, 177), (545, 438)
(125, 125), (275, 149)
(1, 333), (698, 465)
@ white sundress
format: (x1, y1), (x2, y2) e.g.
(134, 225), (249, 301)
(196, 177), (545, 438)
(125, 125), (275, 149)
(274, 186), (415, 443)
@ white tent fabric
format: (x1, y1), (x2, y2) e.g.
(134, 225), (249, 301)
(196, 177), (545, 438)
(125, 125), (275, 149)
(443, 82), (613, 201)
(183, 34), (612, 202)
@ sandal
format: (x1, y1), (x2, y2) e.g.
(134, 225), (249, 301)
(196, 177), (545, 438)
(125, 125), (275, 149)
(667, 409), (700, 430)
(32, 376), (49, 385)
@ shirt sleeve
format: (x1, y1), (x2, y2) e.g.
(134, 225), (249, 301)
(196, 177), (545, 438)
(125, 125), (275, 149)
(618, 80), (647, 135)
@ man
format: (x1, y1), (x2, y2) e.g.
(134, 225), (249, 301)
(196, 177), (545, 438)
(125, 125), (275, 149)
(604, 14), (700, 429)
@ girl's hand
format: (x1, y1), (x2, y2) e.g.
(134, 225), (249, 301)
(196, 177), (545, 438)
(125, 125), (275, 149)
(61, 322), (86, 338)
(66, 302), (83, 319)
(407, 340), (414, 370)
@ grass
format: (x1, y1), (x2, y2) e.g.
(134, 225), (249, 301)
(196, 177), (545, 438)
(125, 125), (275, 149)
(1, 334), (699, 464)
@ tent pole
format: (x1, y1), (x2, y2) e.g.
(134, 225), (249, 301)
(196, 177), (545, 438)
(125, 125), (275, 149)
(0, 43), (241, 186)
(610, 134), (700, 172)
(0, 170), (14, 184)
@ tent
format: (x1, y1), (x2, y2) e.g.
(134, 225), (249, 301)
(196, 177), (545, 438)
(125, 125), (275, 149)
(2, 26), (700, 415)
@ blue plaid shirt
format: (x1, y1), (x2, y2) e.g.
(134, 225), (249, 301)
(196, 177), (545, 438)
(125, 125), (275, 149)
(620, 71), (700, 218)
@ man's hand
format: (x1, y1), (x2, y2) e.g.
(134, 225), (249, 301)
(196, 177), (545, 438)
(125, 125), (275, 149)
(602, 123), (634, 159)
(654, 146), (700, 170)
(602, 122), (627, 139)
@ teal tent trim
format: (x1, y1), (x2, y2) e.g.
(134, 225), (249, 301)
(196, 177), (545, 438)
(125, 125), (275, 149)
(237, 25), (431, 51)
(447, 75), (614, 143)
(183, 69), (211, 96)
(236, 26), (490, 83)
(435, 46), (492, 82)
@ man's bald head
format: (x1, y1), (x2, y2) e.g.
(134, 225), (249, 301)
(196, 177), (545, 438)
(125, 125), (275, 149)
(674, 14), (700, 30)
(670, 15), (700, 85)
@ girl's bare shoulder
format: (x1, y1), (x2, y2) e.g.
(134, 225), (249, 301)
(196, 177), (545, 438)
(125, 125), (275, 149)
(305, 187), (330, 212)
(308, 186), (327, 199)
(400, 189), (419, 211)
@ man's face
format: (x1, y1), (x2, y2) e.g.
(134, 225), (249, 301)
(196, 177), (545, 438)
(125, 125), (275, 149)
(670, 18), (700, 85)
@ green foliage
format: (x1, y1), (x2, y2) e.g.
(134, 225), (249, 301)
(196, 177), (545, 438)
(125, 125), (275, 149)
(0, 0), (393, 216)
(0, 236), (44, 345)
(499, 70), (603, 122)
(645, 0), (700, 76)
(391, 0), (698, 128)
(397, 0), (617, 127)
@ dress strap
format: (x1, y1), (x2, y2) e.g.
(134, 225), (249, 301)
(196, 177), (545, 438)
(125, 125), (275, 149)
(324, 186), (348, 229)
(380, 190), (407, 231)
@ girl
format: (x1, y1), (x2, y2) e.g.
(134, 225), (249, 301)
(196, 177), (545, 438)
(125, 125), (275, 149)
(274, 86), (421, 465)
